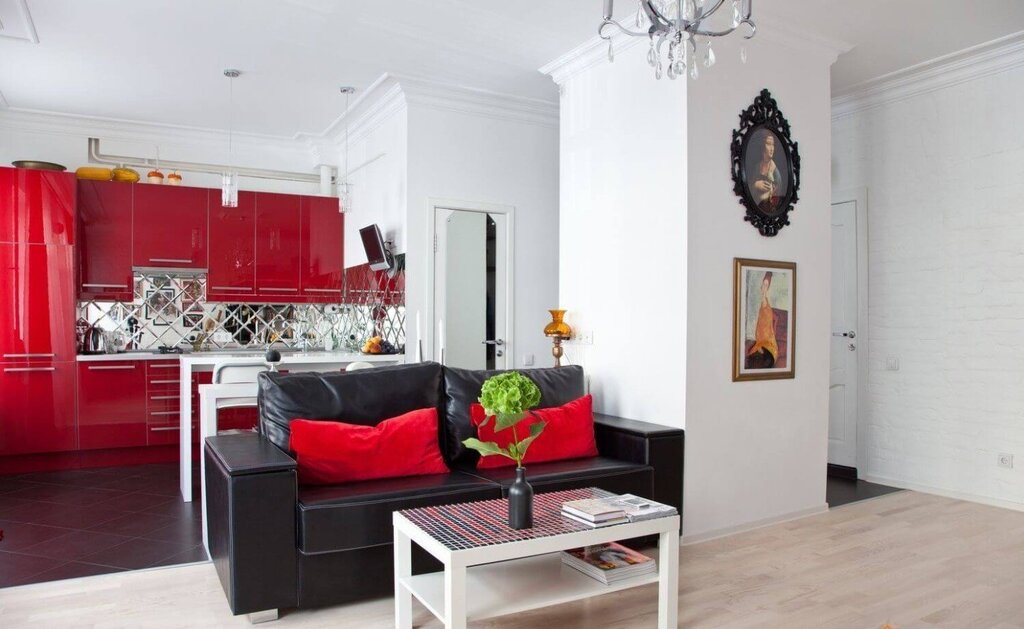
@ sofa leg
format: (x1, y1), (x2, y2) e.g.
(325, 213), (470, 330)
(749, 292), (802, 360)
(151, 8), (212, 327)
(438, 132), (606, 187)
(247, 609), (279, 624)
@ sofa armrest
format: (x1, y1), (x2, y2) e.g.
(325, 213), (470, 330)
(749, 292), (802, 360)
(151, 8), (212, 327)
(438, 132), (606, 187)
(205, 434), (298, 615)
(594, 413), (684, 528)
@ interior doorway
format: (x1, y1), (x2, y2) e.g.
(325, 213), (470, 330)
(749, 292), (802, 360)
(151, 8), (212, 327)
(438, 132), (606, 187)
(432, 204), (512, 370)
(829, 199), (860, 471)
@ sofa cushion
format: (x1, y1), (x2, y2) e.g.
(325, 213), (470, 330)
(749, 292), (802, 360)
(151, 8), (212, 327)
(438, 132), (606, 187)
(296, 471), (501, 554)
(289, 408), (448, 485)
(472, 394), (599, 468)
(467, 457), (654, 499)
(442, 365), (585, 469)
(258, 362), (444, 453)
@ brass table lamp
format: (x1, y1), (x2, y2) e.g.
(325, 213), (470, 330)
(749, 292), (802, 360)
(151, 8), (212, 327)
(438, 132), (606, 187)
(543, 309), (572, 367)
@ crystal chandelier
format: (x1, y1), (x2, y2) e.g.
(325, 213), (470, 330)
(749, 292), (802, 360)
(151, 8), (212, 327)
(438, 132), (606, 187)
(599, 0), (756, 80)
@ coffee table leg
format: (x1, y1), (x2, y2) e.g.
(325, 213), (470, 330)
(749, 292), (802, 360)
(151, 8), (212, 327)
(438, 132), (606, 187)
(658, 529), (680, 629)
(394, 527), (412, 629)
(444, 561), (467, 629)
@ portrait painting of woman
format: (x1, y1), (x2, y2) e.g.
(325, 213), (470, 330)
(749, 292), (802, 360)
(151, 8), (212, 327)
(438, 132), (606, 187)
(733, 258), (796, 381)
(743, 128), (789, 216)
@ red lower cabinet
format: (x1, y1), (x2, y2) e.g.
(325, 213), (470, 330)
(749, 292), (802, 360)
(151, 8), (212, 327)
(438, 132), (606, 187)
(0, 361), (77, 455)
(78, 361), (147, 450)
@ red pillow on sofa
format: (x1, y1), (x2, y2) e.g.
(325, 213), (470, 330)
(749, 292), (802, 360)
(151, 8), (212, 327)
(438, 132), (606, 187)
(289, 408), (448, 485)
(470, 394), (598, 469)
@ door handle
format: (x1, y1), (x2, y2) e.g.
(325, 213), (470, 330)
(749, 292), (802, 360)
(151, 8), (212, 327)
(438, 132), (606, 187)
(832, 331), (856, 339)
(481, 339), (505, 346)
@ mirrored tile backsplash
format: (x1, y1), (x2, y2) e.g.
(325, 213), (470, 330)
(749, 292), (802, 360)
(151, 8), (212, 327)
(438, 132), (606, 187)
(77, 259), (405, 353)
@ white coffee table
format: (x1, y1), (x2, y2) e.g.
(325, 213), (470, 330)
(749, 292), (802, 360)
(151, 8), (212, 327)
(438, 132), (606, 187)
(392, 487), (680, 629)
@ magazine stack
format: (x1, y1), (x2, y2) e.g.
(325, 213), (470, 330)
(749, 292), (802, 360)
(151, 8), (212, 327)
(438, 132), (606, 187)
(561, 542), (656, 584)
(561, 494), (677, 527)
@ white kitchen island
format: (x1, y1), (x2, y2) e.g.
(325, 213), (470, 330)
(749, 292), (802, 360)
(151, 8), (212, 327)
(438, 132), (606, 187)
(177, 351), (403, 502)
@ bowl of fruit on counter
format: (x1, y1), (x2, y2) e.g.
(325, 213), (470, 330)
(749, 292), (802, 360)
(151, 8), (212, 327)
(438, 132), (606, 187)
(361, 336), (399, 355)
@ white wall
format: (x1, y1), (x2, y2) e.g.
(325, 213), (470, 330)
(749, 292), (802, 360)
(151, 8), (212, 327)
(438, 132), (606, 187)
(405, 101), (560, 371)
(550, 40), (688, 430)
(683, 36), (835, 539)
(832, 51), (1024, 507)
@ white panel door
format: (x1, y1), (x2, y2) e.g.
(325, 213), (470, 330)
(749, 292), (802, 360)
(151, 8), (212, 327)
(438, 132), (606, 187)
(829, 201), (858, 468)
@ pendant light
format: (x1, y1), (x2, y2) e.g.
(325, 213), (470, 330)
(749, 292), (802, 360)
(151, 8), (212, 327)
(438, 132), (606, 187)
(222, 69), (241, 208)
(338, 86), (356, 213)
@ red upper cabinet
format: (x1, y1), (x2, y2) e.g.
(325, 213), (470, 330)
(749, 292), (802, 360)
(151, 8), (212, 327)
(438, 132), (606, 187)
(133, 185), (208, 270)
(208, 191), (256, 301)
(0, 361), (77, 455)
(0, 167), (75, 246)
(77, 180), (133, 301)
(0, 243), (76, 362)
(300, 196), (343, 302)
(78, 360), (147, 450)
(255, 193), (301, 299)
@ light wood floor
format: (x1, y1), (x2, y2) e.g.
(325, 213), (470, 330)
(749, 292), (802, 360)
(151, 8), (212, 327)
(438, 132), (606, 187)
(2, 491), (1024, 628)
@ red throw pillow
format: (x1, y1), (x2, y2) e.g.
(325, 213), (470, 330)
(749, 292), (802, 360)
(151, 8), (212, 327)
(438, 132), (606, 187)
(470, 395), (598, 469)
(289, 408), (448, 485)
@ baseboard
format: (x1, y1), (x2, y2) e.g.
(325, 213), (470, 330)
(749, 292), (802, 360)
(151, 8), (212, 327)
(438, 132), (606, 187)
(681, 503), (829, 546)
(861, 473), (1024, 513)
(827, 463), (857, 480)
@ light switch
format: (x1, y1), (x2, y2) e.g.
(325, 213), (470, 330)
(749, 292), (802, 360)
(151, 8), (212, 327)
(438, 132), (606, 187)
(885, 356), (900, 371)
(523, 354), (535, 367)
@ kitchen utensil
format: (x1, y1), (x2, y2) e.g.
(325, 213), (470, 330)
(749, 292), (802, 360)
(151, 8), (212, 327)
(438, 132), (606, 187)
(147, 169), (165, 184)
(167, 171), (182, 185)
(12, 160), (67, 171)
(84, 326), (107, 354)
(75, 166), (114, 181)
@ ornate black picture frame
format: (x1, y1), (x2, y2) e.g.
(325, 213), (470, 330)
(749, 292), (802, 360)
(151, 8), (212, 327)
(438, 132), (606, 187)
(731, 89), (801, 237)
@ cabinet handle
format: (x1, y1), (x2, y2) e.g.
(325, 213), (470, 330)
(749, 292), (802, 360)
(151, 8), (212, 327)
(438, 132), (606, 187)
(149, 258), (192, 264)
(259, 287), (298, 292)
(150, 426), (180, 432)
(150, 411), (179, 416)
(148, 364), (178, 369)
(4, 367), (56, 373)
(87, 365), (137, 371)
(304, 288), (340, 293)
(82, 283), (130, 289)
(150, 395), (178, 400)
(150, 379), (180, 384)
(210, 286), (254, 291)
(4, 353), (54, 358)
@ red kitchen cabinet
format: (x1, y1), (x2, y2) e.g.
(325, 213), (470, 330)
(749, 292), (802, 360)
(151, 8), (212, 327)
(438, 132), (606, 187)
(207, 191), (256, 302)
(0, 243), (76, 362)
(300, 196), (343, 302)
(78, 360), (147, 450)
(0, 167), (75, 246)
(255, 192), (301, 300)
(133, 184), (208, 270)
(77, 180), (133, 301)
(0, 361), (77, 455)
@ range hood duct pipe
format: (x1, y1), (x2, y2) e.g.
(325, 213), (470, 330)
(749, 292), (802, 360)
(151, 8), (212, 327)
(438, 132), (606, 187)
(87, 137), (327, 185)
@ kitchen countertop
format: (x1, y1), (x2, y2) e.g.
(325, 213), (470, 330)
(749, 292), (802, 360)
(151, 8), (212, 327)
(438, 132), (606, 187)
(77, 350), (405, 364)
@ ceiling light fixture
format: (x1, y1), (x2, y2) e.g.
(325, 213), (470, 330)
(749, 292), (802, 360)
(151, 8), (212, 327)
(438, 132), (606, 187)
(222, 69), (241, 207)
(337, 86), (356, 214)
(599, 0), (756, 80)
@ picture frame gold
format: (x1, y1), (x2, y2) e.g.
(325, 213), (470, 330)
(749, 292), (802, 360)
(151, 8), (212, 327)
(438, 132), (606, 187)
(733, 258), (797, 382)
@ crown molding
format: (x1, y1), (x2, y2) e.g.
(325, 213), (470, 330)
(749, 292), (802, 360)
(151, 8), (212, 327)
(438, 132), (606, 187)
(311, 73), (408, 149)
(540, 10), (850, 86)
(395, 73), (558, 128)
(832, 31), (1024, 120)
(0, 0), (39, 44)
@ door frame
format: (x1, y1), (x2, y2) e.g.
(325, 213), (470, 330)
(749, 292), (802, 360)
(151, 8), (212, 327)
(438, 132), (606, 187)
(427, 198), (516, 367)
(831, 187), (869, 476)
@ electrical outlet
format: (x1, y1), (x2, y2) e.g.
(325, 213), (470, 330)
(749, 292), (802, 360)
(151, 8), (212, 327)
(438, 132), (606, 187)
(885, 356), (900, 371)
(523, 354), (534, 367)
(574, 330), (594, 345)
(998, 453), (1014, 469)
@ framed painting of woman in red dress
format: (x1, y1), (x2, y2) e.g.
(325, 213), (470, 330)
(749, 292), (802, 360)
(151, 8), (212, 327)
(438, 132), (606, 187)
(733, 258), (796, 381)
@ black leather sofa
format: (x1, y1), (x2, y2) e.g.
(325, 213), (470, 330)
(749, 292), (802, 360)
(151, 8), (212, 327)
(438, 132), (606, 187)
(204, 362), (684, 617)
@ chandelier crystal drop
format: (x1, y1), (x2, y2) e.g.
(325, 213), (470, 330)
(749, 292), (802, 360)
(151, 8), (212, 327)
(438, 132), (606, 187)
(600, 0), (755, 81)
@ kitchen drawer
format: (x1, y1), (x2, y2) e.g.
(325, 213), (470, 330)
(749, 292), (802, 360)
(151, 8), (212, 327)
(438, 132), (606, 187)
(147, 421), (180, 446)
(147, 393), (180, 413)
(78, 360), (147, 450)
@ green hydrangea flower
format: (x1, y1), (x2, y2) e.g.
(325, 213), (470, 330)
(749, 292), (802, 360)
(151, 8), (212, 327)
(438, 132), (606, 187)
(463, 372), (545, 468)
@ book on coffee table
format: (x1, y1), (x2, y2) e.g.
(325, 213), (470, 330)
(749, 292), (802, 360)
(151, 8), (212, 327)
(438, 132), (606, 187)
(561, 498), (627, 523)
(561, 494), (677, 525)
(561, 542), (656, 584)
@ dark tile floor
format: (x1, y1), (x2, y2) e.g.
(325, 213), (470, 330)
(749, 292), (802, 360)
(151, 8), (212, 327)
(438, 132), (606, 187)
(826, 475), (903, 508)
(0, 463), (206, 588)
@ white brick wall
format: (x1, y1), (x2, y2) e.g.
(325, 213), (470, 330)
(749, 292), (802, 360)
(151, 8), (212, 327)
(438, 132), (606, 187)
(832, 65), (1024, 506)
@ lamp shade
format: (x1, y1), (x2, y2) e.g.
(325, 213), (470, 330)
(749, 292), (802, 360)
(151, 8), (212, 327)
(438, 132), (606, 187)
(543, 309), (571, 338)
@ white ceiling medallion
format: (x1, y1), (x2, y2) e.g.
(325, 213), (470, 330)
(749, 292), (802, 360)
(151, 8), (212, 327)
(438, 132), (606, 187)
(0, 0), (40, 43)
(599, 0), (755, 80)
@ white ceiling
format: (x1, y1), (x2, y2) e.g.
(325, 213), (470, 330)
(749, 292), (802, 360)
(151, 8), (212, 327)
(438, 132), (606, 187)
(1, 0), (1022, 137)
